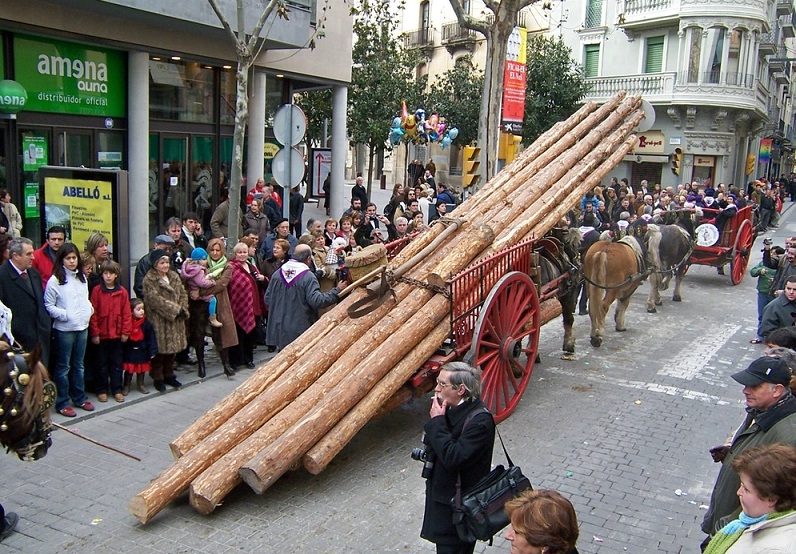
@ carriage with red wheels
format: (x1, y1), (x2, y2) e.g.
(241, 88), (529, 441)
(360, 232), (576, 423)
(688, 204), (757, 284)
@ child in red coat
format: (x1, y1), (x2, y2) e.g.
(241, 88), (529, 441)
(89, 260), (132, 402)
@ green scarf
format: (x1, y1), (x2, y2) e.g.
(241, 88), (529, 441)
(207, 256), (227, 279)
(704, 511), (791, 554)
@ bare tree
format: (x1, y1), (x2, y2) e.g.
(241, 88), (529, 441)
(448, 0), (538, 188)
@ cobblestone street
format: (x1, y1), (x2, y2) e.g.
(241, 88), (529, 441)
(0, 194), (788, 553)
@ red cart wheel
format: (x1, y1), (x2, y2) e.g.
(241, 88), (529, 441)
(464, 272), (540, 423)
(730, 219), (755, 285)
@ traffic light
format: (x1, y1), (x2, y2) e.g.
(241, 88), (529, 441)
(670, 147), (682, 175)
(463, 146), (481, 188)
(745, 153), (756, 176)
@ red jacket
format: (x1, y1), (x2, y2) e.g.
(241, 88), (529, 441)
(32, 243), (57, 290)
(89, 284), (133, 340)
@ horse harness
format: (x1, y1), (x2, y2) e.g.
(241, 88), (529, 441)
(0, 349), (55, 461)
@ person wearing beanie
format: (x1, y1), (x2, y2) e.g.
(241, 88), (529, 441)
(180, 247), (222, 379)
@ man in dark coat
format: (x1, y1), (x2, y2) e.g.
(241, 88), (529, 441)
(264, 245), (339, 351)
(351, 175), (369, 207)
(421, 362), (495, 554)
(133, 234), (175, 298)
(0, 237), (52, 363)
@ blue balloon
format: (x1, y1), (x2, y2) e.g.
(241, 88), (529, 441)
(392, 116), (402, 129)
(441, 135), (452, 149)
(448, 127), (459, 140)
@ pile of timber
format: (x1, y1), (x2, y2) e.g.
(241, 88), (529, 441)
(129, 91), (646, 523)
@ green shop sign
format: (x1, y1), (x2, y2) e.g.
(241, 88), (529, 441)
(0, 80), (27, 114)
(13, 35), (125, 117)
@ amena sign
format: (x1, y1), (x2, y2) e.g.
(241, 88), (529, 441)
(13, 35), (125, 117)
(0, 80), (27, 114)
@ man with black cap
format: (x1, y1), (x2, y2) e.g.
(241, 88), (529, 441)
(133, 234), (176, 298)
(701, 356), (796, 547)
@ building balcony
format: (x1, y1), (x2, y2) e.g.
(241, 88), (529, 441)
(617, 0), (680, 31)
(583, 70), (767, 118)
(774, 70), (790, 85)
(778, 0), (794, 17)
(782, 13), (795, 38)
(403, 27), (435, 53)
(441, 21), (478, 54)
(759, 28), (779, 56)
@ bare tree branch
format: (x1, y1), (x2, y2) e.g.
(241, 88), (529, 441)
(449, 0), (490, 33)
(247, 0), (282, 51)
(207, 0), (241, 45)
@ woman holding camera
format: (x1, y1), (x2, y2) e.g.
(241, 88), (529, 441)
(420, 362), (495, 554)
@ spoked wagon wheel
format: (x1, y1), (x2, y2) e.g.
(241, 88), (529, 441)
(730, 219), (755, 285)
(464, 272), (540, 423)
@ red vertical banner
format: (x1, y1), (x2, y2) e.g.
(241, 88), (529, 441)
(501, 27), (527, 134)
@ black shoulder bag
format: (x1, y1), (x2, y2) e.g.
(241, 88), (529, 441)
(451, 410), (532, 543)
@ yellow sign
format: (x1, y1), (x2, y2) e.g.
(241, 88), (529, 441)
(44, 177), (113, 252)
(634, 130), (665, 154)
(694, 155), (715, 167)
(263, 142), (280, 160)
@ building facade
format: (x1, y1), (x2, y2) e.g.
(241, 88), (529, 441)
(0, 0), (352, 262)
(551, 0), (794, 189)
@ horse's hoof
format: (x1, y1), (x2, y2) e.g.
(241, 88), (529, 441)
(563, 344), (575, 354)
(647, 307), (657, 313)
(590, 337), (602, 348)
(655, 300), (663, 306)
(672, 295), (681, 302)
(616, 327), (626, 332)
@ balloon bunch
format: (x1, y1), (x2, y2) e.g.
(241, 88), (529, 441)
(389, 101), (459, 149)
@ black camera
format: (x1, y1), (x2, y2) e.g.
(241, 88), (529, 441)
(411, 433), (436, 479)
(764, 237), (772, 246)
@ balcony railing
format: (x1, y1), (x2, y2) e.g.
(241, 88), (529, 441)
(675, 71), (756, 88)
(441, 21), (477, 42)
(778, 0), (794, 17)
(623, 0), (673, 16)
(584, 72), (676, 99)
(781, 13), (795, 38)
(403, 28), (434, 49)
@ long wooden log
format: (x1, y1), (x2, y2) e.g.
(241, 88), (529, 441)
(490, 107), (645, 249)
(239, 294), (452, 496)
(130, 224), (494, 523)
(169, 292), (360, 458)
(189, 289), (436, 513)
(187, 225), (495, 512)
(303, 295), (565, 475)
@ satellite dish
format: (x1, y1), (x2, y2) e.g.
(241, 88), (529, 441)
(634, 99), (656, 133)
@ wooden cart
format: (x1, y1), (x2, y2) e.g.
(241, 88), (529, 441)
(688, 205), (756, 285)
(378, 234), (571, 423)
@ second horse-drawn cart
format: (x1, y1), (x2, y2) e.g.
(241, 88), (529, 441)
(689, 204), (756, 285)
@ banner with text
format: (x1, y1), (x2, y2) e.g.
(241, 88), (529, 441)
(43, 176), (114, 252)
(13, 34), (125, 117)
(501, 27), (527, 134)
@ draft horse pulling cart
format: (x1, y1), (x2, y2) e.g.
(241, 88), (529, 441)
(354, 230), (579, 423)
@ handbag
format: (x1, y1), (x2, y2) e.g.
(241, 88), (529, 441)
(451, 416), (532, 543)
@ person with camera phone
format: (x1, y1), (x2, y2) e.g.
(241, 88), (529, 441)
(750, 239), (785, 343)
(417, 362), (495, 554)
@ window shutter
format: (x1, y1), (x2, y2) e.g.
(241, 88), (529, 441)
(584, 44), (600, 77)
(645, 36), (664, 73)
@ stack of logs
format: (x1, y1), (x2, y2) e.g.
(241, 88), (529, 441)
(129, 91), (645, 523)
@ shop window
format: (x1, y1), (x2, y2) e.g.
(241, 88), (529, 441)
(149, 60), (215, 123)
(644, 36), (664, 73)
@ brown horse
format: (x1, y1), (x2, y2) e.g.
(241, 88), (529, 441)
(583, 236), (645, 347)
(0, 343), (55, 461)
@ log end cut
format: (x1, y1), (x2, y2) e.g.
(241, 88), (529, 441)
(168, 442), (184, 460)
(189, 488), (222, 515)
(238, 467), (266, 495)
(128, 495), (152, 525)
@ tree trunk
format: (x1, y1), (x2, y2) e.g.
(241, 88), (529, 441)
(227, 59), (250, 247)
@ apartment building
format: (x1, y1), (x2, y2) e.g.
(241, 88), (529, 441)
(551, 0), (794, 189)
(0, 0), (351, 258)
